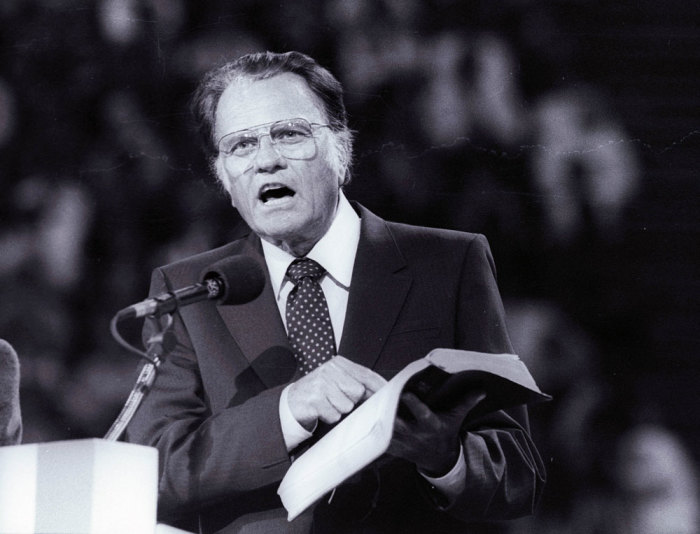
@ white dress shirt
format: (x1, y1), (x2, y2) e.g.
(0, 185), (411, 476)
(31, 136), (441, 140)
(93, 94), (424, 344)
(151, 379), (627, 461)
(261, 191), (360, 348)
(261, 192), (465, 501)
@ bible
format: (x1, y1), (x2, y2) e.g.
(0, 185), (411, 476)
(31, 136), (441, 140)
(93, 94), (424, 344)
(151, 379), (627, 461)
(277, 348), (550, 520)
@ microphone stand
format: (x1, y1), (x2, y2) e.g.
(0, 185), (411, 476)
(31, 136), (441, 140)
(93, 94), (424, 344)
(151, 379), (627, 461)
(104, 313), (175, 441)
(103, 255), (266, 441)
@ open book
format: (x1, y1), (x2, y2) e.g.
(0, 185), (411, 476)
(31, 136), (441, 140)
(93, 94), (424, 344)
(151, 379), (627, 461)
(277, 348), (550, 520)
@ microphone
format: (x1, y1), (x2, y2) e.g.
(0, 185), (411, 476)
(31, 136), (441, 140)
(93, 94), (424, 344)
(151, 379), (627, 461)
(118, 255), (266, 319)
(0, 339), (22, 446)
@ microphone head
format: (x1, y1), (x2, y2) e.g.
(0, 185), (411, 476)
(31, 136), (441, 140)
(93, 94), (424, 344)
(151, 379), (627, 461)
(0, 339), (22, 446)
(201, 255), (266, 305)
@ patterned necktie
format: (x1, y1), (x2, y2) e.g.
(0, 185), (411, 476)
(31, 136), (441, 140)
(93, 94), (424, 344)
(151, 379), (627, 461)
(285, 258), (336, 375)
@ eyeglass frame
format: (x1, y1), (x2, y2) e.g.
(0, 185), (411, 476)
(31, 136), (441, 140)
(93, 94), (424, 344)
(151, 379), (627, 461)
(216, 117), (332, 160)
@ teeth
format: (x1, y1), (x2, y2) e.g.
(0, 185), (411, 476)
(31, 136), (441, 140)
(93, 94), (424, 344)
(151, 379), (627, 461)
(260, 183), (284, 193)
(259, 184), (294, 203)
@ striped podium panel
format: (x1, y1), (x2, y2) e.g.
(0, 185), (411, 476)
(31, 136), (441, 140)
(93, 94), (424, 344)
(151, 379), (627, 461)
(0, 439), (159, 534)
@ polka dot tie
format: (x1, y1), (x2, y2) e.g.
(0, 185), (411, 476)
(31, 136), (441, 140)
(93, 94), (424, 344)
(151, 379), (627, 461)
(285, 258), (336, 375)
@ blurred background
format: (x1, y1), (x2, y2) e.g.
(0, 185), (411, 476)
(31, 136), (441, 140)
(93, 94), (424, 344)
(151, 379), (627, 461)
(1, 0), (698, 532)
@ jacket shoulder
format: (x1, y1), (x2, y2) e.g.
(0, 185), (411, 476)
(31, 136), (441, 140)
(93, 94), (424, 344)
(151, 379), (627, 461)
(355, 201), (483, 248)
(354, 202), (491, 267)
(385, 219), (482, 242)
(154, 238), (253, 287)
(384, 219), (489, 258)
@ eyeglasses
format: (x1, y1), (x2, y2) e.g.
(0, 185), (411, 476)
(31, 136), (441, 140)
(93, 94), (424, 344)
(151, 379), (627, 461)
(217, 118), (330, 161)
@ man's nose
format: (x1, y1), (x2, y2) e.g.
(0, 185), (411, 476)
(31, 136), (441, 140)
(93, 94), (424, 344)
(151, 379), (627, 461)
(253, 134), (287, 172)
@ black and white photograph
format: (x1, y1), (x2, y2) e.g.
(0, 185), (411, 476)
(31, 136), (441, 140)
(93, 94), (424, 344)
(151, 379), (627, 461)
(1, 1), (698, 533)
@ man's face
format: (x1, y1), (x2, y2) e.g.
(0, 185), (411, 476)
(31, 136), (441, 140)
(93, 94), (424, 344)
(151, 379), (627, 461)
(214, 72), (343, 256)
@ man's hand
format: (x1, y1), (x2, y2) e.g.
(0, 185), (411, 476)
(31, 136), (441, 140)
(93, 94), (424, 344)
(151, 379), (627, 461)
(287, 356), (387, 430)
(388, 390), (485, 477)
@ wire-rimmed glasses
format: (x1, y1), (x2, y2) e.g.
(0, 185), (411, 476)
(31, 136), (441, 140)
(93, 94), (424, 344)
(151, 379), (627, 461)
(217, 118), (330, 169)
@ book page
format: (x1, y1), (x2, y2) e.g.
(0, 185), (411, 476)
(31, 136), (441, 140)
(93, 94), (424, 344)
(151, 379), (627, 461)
(278, 357), (431, 519)
(278, 349), (549, 520)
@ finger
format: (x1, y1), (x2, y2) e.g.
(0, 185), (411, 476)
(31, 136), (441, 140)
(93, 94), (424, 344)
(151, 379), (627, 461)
(392, 417), (416, 442)
(332, 356), (387, 394)
(388, 415), (435, 466)
(445, 390), (487, 420)
(387, 417), (413, 451)
(308, 359), (367, 406)
(329, 372), (368, 405)
(324, 385), (356, 416)
(399, 392), (438, 425)
(289, 361), (375, 424)
(287, 372), (339, 426)
(316, 398), (344, 425)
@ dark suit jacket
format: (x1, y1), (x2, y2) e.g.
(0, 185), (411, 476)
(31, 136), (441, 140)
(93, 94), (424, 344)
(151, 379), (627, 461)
(125, 203), (545, 533)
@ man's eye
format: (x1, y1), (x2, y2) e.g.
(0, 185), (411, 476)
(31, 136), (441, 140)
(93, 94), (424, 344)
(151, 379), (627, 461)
(231, 137), (258, 153)
(273, 127), (309, 143)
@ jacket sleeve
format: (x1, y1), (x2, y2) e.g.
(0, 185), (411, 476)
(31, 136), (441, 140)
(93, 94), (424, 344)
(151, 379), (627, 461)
(123, 267), (291, 522)
(447, 233), (546, 520)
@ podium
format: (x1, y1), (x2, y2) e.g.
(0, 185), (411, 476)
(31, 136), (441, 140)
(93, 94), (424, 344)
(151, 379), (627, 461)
(0, 439), (190, 534)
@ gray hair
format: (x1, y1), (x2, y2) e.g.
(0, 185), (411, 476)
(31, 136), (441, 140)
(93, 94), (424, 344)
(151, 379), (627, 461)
(191, 51), (353, 184)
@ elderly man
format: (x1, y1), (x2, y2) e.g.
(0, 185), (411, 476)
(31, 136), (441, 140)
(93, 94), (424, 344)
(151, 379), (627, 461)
(125, 51), (544, 533)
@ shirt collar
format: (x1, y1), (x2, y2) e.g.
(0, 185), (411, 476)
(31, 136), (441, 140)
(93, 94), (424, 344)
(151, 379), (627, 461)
(261, 191), (361, 297)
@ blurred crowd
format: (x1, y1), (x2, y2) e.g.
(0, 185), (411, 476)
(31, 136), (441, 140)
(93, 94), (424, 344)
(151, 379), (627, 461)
(1, 1), (698, 532)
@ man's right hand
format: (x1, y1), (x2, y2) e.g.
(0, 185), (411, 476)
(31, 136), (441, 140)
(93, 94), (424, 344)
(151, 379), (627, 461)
(287, 356), (387, 430)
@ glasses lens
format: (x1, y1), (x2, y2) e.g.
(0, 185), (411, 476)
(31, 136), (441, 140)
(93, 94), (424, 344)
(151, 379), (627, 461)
(218, 118), (321, 170)
(271, 119), (316, 159)
(219, 131), (258, 157)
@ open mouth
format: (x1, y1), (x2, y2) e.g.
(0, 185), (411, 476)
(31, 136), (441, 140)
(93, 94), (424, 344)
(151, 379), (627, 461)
(259, 184), (295, 204)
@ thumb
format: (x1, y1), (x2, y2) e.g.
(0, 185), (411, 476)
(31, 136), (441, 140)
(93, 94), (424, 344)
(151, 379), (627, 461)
(443, 390), (486, 424)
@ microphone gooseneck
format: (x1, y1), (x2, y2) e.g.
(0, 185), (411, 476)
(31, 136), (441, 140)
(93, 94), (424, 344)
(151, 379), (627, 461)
(110, 255), (266, 362)
(105, 255), (266, 441)
(117, 255), (266, 320)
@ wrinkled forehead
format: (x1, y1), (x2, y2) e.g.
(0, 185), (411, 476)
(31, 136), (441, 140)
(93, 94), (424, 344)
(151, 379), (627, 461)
(214, 72), (328, 141)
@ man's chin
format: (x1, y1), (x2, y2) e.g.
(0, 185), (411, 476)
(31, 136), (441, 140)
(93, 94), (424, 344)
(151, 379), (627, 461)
(255, 218), (327, 255)
(256, 220), (306, 244)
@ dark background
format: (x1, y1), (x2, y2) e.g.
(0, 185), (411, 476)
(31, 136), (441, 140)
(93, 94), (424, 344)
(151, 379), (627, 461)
(1, 1), (698, 531)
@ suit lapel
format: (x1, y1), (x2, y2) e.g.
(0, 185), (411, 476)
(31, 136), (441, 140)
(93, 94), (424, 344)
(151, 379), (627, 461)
(339, 204), (411, 370)
(216, 232), (297, 388)
(216, 205), (411, 385)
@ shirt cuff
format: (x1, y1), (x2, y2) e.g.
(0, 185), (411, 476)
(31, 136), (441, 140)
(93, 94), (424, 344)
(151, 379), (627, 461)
(279, 384), (315, 452)
(419, 444), (467, 506)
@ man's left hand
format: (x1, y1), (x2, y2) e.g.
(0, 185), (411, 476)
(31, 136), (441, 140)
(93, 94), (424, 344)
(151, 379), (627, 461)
(387, 390), (485, 477)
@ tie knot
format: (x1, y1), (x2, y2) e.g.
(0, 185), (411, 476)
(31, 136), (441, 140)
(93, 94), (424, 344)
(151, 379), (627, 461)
(286, 258), (325, 283)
